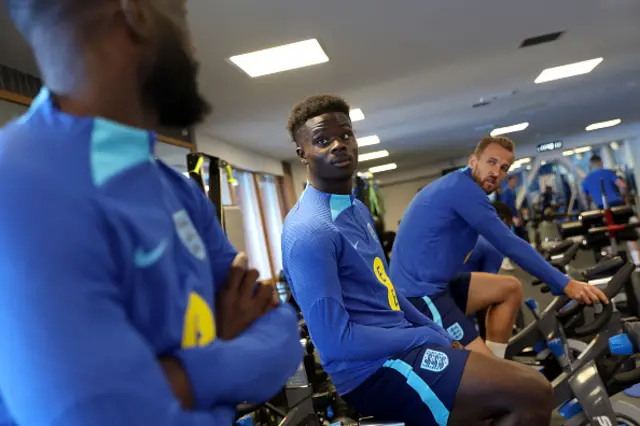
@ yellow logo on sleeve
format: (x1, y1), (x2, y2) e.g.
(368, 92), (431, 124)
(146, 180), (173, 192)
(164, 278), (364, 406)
(464, 250), (473, 264)
(373, 257), (401, 311)
(181, 292), (216, 349)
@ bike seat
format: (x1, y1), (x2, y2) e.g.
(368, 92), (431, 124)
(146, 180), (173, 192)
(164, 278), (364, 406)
(546, 240), (574, 257)
(580, 256), (625, 281)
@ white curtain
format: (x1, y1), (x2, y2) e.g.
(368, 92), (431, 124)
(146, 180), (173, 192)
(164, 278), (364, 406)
(236, 171), (272, 280)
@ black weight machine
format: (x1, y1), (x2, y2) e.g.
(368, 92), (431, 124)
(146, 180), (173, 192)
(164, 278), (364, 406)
(187, 152), (223, 223)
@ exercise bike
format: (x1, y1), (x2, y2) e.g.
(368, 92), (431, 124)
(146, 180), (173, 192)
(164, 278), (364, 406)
(516, 258), (637, 425)
(506, 241), (593, 379)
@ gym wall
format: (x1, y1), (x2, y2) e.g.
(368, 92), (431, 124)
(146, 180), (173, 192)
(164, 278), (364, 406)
(379, 176), (439, 231)
(289, 162), (308, 199)
(0, 99), (27, 125)
(196, 130), (285, 177)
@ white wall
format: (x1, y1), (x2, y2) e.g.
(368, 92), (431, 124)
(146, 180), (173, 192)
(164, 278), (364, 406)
(196, 129), (284, 176)
(0, 100), (28, 125)
(379, 176), (439, 231)
(289, 161), (308, 199)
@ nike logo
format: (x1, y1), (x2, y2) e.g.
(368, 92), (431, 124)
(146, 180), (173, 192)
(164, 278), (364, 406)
(134, 239), (169, 268)
(352, 241), (359, 250)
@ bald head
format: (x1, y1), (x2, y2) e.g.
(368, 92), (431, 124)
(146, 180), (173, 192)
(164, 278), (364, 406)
(4, 0), (210, 128)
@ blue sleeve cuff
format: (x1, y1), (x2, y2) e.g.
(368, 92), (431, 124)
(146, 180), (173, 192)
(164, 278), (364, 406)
(174, 342), (224, 409)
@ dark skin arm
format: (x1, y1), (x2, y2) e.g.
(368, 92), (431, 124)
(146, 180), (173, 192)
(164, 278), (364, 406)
(160, 253), (279, 410)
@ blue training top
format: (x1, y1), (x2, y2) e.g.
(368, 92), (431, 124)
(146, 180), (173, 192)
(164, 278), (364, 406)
(582, 168), (623, 208)
(461, 237), (504, 274)
(501, 187), (518, 218)
(0, 88), (302, 426)
(390, 167), (569, 297)
(282, 185), (453, 395)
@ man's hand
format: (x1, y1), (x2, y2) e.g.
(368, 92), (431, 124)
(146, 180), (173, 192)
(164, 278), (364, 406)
(451, 341), (464, 350)
(563, 279), (609, 305)
(216, 253), (278, 340)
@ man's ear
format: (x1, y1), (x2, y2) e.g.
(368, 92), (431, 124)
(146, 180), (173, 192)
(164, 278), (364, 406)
(468, 154), (477, 168)
(296, 145), (309, 166)
(119, 0), (155, 43)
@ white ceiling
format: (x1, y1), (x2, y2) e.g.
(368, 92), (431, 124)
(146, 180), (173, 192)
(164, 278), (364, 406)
(1, 0), (639, 175)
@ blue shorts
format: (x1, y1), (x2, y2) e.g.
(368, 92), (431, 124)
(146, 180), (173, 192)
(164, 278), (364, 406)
(408, 273), (479, 345)
(342, 344), (470, 426)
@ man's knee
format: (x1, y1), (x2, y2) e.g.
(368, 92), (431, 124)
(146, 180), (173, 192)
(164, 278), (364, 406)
(514, 364), (553, 409)
(502, 276), (523, 304)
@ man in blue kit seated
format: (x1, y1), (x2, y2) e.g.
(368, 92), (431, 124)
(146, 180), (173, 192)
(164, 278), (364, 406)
(0, 1), (302, 425)
(282, 94), (553, 426)
(391, 136), (608, 359)
(462, 202), (519, 340)
(461, 202), (513, 275)
(582, 154), (627, 209)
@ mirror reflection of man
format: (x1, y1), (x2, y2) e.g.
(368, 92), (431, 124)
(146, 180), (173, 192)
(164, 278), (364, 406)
(582, 155), (627, 209)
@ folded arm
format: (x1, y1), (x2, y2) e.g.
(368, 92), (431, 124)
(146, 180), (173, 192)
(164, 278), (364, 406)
(174, 180), (302, 408)
(174, 305), (303, 407)
(0, 182), (231, 426)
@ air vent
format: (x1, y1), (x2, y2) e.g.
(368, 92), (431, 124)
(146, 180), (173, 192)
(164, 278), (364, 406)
(472, 99), (492, 108)
(520, 31), (564, 48)
(471, 90), (517, 108)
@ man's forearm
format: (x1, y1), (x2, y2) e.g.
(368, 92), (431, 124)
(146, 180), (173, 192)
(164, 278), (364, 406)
(173, 306), (302, 408)
(160, 356), (195, 409)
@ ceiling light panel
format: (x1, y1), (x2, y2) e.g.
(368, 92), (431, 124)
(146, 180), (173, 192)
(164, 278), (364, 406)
(350, 109), (365, 122)
(229, 39), (329, 78)
(359, 150), (389, 162)
(585, 119), (621, 132)
(357, 135), (381, 147)
(534, 58), (603, 84)
(369, 163), (397, 173)
(490, 122), (529, 137)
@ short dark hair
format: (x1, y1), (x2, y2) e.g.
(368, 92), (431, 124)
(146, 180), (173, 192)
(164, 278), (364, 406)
(493, 201), (513, 222)
(474, 136), (515, 157)
(590, 155), (603, 164)
(286, 94), (351, 143)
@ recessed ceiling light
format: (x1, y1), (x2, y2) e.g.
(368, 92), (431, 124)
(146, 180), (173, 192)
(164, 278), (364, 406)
(229, 39), (329, 78)
(574, 146), (592, 154)
(350, 108), (365, 122)
(541, 160), (547, 165)
(611, 141), (620, 150)
(357, 135), (380, 147)
(534, 57), (603, 84)
(490, 122), (529, 137)
(369, 163), (397, 173)
(359, 150), (389, 162)
(562, 150), (575, 156)
(585, 119), (621, 132)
